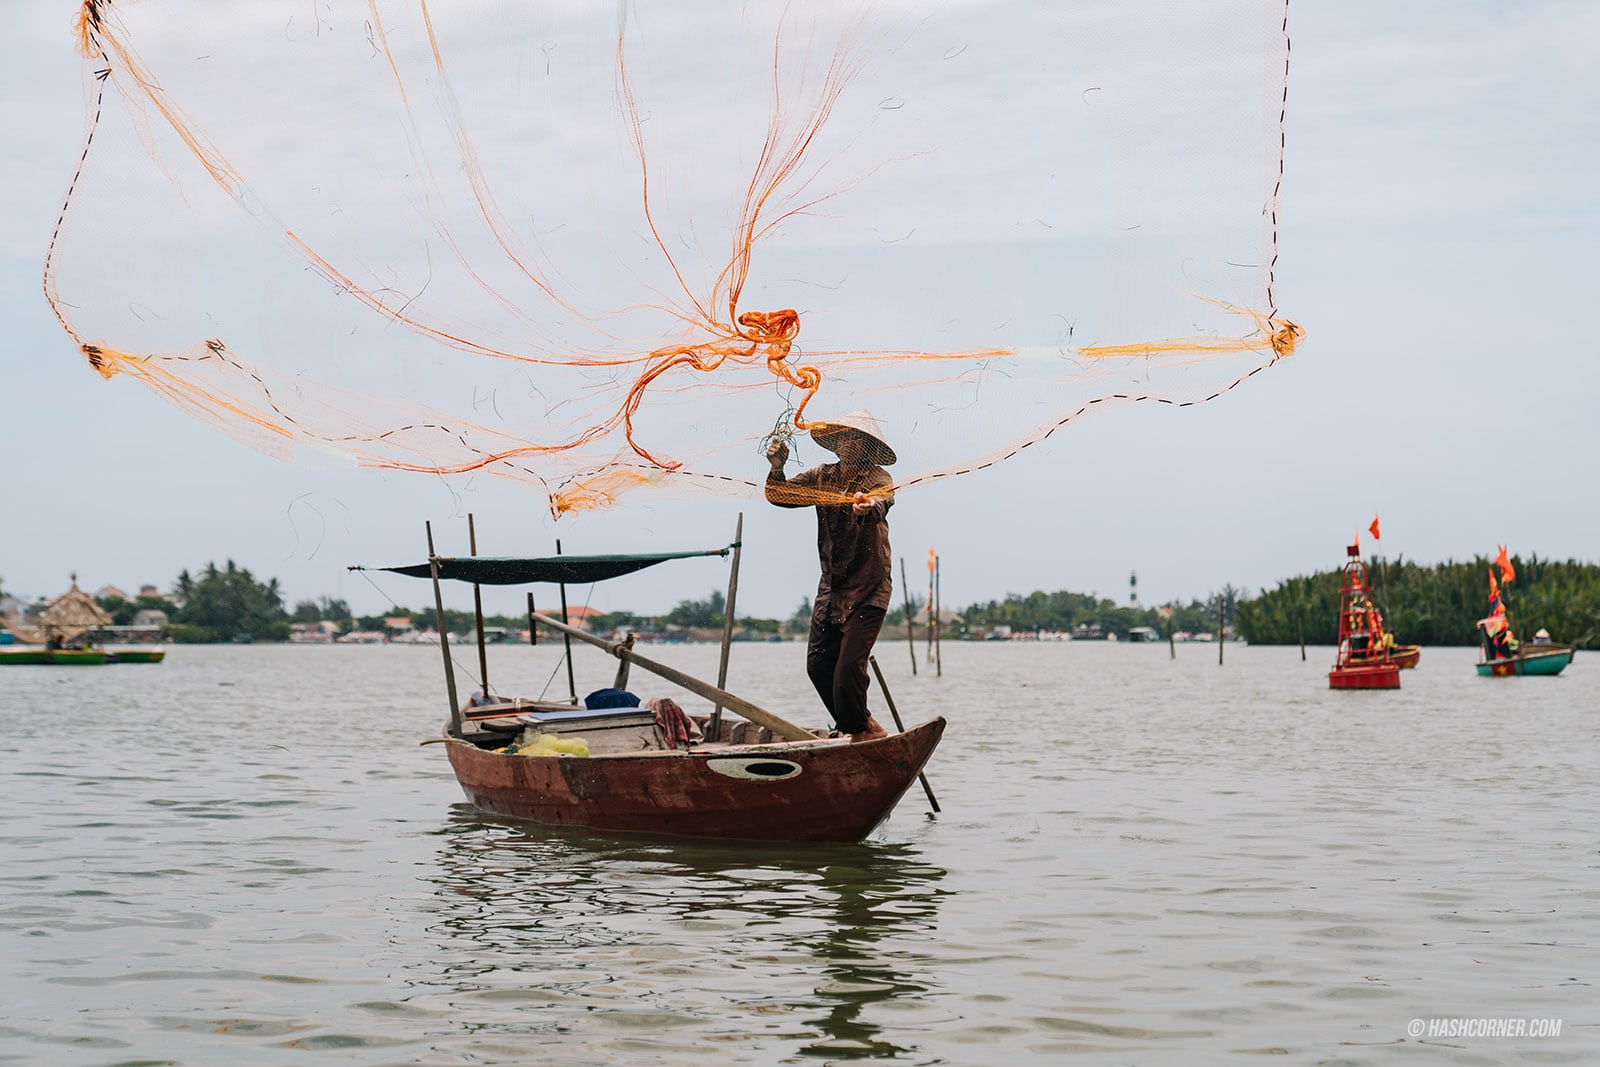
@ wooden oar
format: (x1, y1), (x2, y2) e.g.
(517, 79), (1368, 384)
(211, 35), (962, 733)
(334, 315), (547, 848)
(528, 610), (815, 741)
(869, 655), (940, 814)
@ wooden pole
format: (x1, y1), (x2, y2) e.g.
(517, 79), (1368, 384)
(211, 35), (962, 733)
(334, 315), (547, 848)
(1217, 596), (1225, 665)
(426, 521), (462, 736)
(1297, 611), (1306, 661)
(899, 557), (918, 675)
(934, 554), (942, 677)
(926, 553), (935, 663)
(555, 538), (577, 705)
(530, 610), (813, 741)
(1168, 613), (1176, 660)
(709, 513), (744, 741)
(869, 655), (940, 813)
(526, 592), (537, 646)
(468, 514), (489, 699)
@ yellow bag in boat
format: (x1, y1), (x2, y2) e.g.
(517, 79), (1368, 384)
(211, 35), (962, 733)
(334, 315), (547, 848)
(511, 732), (590, 758)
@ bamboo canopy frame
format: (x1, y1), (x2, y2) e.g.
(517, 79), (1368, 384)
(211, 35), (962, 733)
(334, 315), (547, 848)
(357, 526), (790, 738)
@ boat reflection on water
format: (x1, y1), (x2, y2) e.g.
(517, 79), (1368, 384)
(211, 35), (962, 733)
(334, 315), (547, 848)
(416, 807), (948, 1060)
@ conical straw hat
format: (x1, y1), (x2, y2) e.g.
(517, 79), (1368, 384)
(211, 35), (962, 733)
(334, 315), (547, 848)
(809, 410), (896, 465)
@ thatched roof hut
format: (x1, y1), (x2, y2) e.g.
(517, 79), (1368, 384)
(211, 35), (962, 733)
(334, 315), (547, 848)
(4, 576), (113, 644)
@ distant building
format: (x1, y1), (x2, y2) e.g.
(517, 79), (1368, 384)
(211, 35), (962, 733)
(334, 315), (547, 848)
(131, 608), (170, 628)
(383, 616), (415, 634)
(96, 585), (129, 602)
(563, 605), (606, 630)
(290, 621), (339, 644)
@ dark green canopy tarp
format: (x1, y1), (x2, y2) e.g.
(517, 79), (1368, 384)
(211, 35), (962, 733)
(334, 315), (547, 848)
(353, 547), (729, 586)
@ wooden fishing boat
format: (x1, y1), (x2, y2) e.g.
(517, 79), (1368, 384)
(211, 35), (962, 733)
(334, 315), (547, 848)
(1328, 543), (1399, 690)
(445, 710), (943, 842)
(357, 517), (945, 843)
(1475, 548), (1574, 677)
(1476, 643), (1574, 677)
(47, 648), (108, 665)
(108, 647), (167, 663)
(0, 647), (109, 665)
(1389, 644), (1420, 670)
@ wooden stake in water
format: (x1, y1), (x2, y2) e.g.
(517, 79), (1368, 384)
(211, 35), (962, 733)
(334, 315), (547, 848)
(1217, 596), (1226, 666)
(899, 557), (918, 675)
(1168, 612), (1177, 660)
(556, 539), (577, 705)
(869, 655), (940, 814)
(934, 554), (943, 677)
(612, 632), (635, 690)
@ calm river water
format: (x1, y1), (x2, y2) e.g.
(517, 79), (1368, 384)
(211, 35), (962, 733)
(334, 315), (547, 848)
(2, 641), (1595, 1065)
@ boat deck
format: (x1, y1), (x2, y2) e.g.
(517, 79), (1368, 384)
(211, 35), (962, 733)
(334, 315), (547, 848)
(459, 699), (831, 754)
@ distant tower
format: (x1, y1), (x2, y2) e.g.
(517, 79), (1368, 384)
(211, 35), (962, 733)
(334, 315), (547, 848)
(1129, 571), (1139, 609)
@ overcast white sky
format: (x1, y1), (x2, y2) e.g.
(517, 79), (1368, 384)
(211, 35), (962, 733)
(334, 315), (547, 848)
(2, 1), (1596, 620)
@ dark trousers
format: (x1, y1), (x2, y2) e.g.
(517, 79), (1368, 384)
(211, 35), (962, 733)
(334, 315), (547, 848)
(806, 605), (887, 734)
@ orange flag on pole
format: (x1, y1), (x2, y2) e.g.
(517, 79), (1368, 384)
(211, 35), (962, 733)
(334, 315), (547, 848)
(1494, 545), (1515, 584)
(928, 547), (936, 573)
(1488, 568), (1499, 601)
(1368, 515), (1381, 540)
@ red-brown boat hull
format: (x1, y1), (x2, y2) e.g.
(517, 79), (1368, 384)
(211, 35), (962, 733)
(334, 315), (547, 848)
(444, 717), (946, 842)
(1328, 662), (1401, 689)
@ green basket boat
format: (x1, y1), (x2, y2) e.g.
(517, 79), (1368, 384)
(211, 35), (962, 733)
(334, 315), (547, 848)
(1476, 643), (1575, 677)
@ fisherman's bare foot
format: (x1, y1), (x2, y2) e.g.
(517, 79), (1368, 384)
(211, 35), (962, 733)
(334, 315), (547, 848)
(849, 717), (888, 743)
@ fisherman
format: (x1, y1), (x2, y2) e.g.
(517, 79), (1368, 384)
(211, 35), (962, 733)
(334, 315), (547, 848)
(765, 410), (895, 743)
(1482, 616), (1511, 660)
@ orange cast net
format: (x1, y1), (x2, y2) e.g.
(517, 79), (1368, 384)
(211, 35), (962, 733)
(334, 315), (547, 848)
(47, 0), (1300, 515)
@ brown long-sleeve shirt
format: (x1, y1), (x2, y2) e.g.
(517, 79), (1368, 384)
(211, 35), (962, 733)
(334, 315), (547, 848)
(766, 462), (894, 623)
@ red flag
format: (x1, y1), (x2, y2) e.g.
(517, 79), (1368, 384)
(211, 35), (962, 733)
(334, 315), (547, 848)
(1368, 515), (1381, 540)
(1494, 545), (1515, 584)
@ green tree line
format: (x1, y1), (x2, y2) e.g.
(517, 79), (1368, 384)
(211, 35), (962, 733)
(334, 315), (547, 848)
(1236, 555), (1600, 649)
(953, 588), (1241, 638)
(27, 555), (1598, 648)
